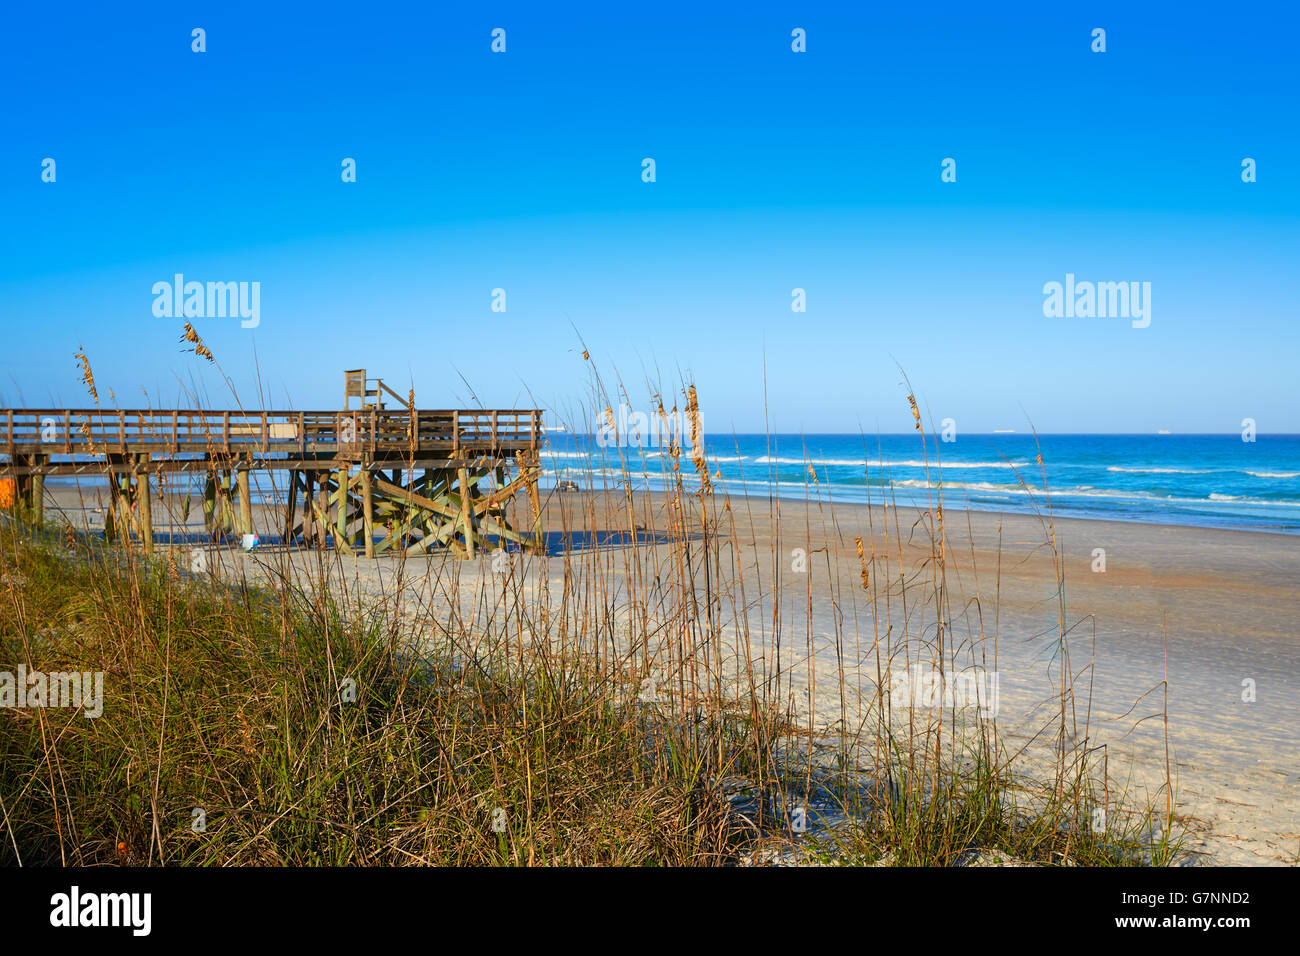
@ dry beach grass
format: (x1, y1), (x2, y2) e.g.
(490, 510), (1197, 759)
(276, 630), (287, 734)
(6, 356), (1289, 867)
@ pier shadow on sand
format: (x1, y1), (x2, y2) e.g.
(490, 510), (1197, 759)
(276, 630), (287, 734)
(86, 527), (692, 559)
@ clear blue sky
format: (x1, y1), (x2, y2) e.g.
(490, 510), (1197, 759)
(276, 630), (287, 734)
(1, 1), (1296, 433)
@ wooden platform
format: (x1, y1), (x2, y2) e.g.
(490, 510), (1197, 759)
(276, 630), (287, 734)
(0, 406), (544, 558)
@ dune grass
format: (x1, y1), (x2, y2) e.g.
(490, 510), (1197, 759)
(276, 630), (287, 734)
(0, 353), (1183, 867)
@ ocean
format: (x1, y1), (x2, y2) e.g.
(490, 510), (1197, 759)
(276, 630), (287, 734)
(541, 433), (1300, 535)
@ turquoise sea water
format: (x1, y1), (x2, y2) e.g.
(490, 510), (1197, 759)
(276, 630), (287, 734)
(541, 433), (1300, 534)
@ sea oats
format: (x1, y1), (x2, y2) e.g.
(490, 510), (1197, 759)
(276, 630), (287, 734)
(180, 322), (215, 362)
(74, 350), (98, 401)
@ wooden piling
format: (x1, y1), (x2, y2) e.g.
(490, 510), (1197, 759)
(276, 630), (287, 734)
(237, 467), (252, 537)
(225, 471), (237, 535)
(459, 467), (476, 558)
(216, 471), (231, 536)
(526, 465), (544, 552)
(136, 458), (153, 554)
(30, 456), (45, 528)
(301, 471), (313, 544)
(336, 467), (350, 549)
(360, 467), (374, 558)
(105, 461), (120, 543)
(202, 469), (217, 537)
(112, 468), (133, 542)
(318, 486), (329, 548)
(284, 470), (298, 544)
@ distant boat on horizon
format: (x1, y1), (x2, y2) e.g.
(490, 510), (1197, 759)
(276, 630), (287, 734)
(1158, 429), (1172, 435)
(993, 429), (1015, 434)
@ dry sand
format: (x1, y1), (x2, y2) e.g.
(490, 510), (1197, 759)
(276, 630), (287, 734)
(42, 480), (1300, 865)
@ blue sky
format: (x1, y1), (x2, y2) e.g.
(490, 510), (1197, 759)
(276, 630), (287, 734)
(1, 1), (1296, 433)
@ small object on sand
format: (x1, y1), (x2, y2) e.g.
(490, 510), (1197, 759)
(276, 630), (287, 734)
(240, 533), (259, 551)
(557, 480), (580, 492)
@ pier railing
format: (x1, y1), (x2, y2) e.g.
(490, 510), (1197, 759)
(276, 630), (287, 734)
(0, 408), (543, 460)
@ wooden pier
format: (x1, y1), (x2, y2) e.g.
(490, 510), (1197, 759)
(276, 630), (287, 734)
(0, 373), (544, 558)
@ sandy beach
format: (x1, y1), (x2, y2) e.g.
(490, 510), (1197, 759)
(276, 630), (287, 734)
(42, 479), (1300, 865)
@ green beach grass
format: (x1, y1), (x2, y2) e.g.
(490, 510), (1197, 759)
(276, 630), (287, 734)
(0, 354), (1183, 866)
